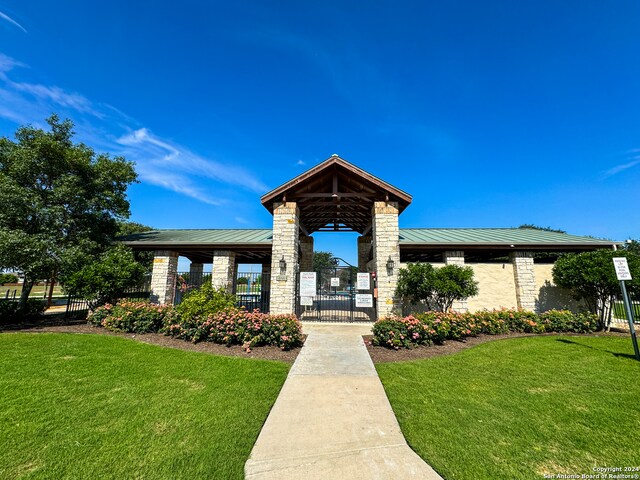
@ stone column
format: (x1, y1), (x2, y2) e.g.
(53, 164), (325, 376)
(189, 262), (204, 288)
(510, 251), (537, 311)
(150, 250), (178, 305)
(269, 202), (300, 314)
(299, 235), (314, 272)
(358, 235), (372, 271)
(212, 250), (236, 293)
(372, 201), (400, 319)
(443, 250), (468, 312)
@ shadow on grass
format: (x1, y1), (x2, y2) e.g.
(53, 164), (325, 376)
(555, 338), (638, 361)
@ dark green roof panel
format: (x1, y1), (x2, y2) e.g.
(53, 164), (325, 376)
(399, 228), (614, 245)
(119, 229), (273, 245)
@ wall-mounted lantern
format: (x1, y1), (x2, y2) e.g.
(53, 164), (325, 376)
(386, 256), (395, 276)
(279, 256), (287, 275)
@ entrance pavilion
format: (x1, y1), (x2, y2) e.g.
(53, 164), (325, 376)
(121, 155), (616, 320)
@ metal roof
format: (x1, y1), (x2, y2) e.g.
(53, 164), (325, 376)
(119, 229), (273, 245)
(399, 228), (615, 247)
(120, 228), (615, 248)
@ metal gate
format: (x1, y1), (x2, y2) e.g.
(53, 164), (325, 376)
(295, 258), (376, 322)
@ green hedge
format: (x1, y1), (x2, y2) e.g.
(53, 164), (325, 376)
(88, 301), (175, 333)
(372, 309), (598, 349)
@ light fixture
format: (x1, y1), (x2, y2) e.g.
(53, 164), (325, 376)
(386, 256), (395, 275)
(279, 256), (287, 275)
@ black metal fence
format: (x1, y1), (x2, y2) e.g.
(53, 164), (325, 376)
(174, 270), (271, 312)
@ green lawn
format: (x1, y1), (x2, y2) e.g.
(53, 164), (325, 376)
(0, 333), (290, 479)
(377, 336), (640, 480)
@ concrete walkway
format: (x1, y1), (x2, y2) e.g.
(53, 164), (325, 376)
(245, 323), (443, 480)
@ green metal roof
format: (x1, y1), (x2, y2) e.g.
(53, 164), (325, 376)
(119, 228), (615, 248)
(399, 228), (615, 246)
(119, 229), (273, 245)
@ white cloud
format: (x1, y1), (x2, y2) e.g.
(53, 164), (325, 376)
(0, 11), (27, 33)
(235, 216), (249, 224)
(603, 157), (640, 178)
(0, 51), (269, 206)
(295, 159), (306, 166)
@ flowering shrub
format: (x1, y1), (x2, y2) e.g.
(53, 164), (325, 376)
(88, 301), (174, 334)
(163, 308), (303, 350)
(538, 310), (598, 333)
(373, 309), (599, 349)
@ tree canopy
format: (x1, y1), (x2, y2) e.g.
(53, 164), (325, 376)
(552, 249), (640, 329)
(0, 115), (138, 309)
(396, 262), (479, 312)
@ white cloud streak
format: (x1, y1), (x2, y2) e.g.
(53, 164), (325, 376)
(0, 11), (27, 33)
(603, 156), (640, 178)
(0, 52), (269, 206)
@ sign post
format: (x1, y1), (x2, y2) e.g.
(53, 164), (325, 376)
(613, 257), (640, 361)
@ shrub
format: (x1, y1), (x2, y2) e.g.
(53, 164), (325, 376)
(88, 301), (174, 334)
(0, 299), (46, 324)
(373, 309), (600, 349)
(174, 282), (237, 320)
(539, 310), (598, 333)
(0, 273), (19, 285)
(163, 309), (303, 350)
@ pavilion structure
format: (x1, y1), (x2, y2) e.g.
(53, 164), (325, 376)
(121, 155), (616, 319)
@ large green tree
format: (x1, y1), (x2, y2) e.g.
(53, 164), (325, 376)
(552, 249), (640, 329)
(0, 115), (137, 311)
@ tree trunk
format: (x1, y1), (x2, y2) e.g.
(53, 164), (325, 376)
(18, 276), (35, 313)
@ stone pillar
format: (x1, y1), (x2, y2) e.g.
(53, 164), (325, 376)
(299, 235), (314, 272)
(372, 201), (400, 319)
(212, 250), (236, 293)
(269, 202), (300, 314)
(150, 250), (178, 305)
(189, 262), (204, 288)
(511, 251), (537, 311)
(443, 251), (468, 313)
(358, 235), (372, 271)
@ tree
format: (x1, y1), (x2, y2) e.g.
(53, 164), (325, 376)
(552, 249), (640, 329)
(625, 239), (640, 255)
(117, 220), (155, 271)
(0, 115), (137, 311)
(518, 224), (566, 234)
(63, 245), (146, 310)
(312, 251), (338, 271)
(396, 262), (479, 312)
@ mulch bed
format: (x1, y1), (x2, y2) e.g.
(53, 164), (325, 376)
(364, 331), (629, 363)
(2, 321), (305, 364)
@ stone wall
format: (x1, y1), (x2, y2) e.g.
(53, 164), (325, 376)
(533, 263), (584, 312)
(212, 250), (236, 293)
(466, 263), (518, 311)
(372, 201), (400, 319)
(511, 251), (536, 311)
(150, 250), (178, 305)
(269, 202), (299, 314)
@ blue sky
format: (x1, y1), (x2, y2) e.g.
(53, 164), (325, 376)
(1, 0), (639, 265)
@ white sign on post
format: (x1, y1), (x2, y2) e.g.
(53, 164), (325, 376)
(613, 257), (633, 281)
(357, 273), (370, 290)
(299, 272), (317, 297)
(330, 277), (340, 287)
(355, 294), (373, 307)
